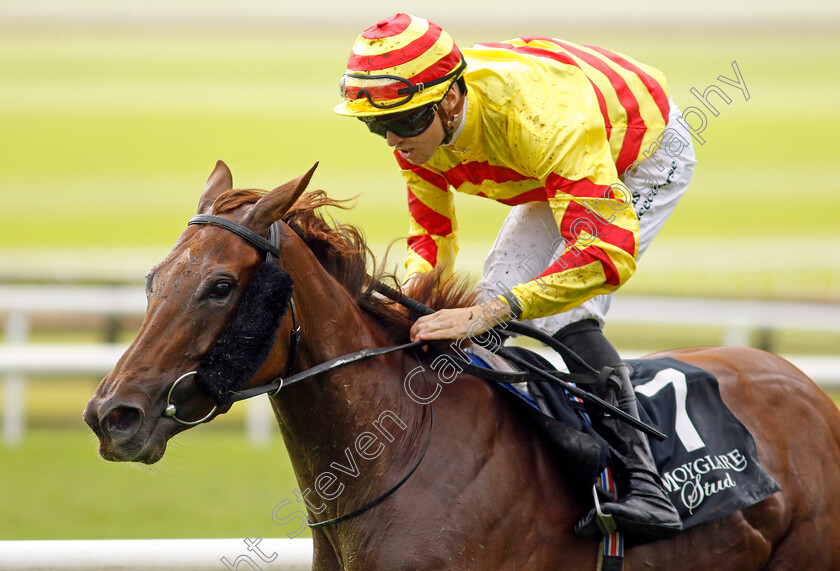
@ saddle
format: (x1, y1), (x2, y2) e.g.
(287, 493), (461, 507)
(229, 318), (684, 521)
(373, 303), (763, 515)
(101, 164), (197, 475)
(469, 347), (781, 532)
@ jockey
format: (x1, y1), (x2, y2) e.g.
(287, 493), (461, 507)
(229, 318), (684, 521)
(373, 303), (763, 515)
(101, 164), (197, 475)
(334, 13), (695, 542)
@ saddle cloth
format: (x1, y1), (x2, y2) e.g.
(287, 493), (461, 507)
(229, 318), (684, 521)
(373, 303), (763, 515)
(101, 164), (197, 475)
(470, 348), (782, 531)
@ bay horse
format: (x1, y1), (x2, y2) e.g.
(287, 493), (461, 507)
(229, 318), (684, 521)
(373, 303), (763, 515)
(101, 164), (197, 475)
(85, 162), (840, 570)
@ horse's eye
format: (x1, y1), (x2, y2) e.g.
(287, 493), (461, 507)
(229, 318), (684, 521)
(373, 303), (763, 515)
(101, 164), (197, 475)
(209, 281), (234, 299)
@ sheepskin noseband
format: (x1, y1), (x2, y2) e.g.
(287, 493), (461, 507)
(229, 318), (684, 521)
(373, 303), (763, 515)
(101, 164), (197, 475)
(196, 262), (294, 405)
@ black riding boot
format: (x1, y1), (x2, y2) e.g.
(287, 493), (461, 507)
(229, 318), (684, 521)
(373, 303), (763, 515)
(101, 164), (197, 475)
(554, 320), (683, 543)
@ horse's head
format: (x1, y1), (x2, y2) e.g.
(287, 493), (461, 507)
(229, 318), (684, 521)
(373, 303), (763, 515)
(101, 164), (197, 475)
(83, 161), (317, 463)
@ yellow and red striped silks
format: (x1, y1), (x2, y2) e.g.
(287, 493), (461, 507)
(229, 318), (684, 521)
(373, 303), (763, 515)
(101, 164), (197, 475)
(402, 37), (670, 320)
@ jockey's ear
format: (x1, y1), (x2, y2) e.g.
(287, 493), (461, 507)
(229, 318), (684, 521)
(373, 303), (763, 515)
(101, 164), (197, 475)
(439, 84), (465, 145)
(440, 82), (463, 116)
(198, 160), (233, 214)
(245, 162), (319, 236)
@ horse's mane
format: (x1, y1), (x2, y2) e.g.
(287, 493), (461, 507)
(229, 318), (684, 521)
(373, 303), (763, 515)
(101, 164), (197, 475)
(213, 188), (479, 341)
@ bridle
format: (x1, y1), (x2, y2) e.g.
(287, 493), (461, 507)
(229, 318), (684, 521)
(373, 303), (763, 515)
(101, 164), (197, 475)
(160, 211), (666, 528)
(162, 214), (301, 426)
(162, 216), (431, 422)
(160, 213), (433, 529)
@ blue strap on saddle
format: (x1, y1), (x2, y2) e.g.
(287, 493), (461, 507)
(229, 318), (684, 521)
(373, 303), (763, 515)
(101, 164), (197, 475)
(467, 354), (540, 409)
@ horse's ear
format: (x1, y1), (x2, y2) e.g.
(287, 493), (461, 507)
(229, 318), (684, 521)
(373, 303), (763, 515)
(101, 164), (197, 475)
(197, 160), (233, 214)
(245, 162), (319, 234)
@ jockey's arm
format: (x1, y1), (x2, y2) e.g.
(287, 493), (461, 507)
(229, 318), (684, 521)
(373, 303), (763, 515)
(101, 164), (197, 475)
(506, 174), (639, 322)
(399, 153), (459, 289)
(410, 121), (640, 341)
(409, 174), (639, 341)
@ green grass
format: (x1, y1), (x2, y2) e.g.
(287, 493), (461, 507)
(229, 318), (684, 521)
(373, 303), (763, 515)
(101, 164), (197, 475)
(0, 374), (305, 540)
(1, 13), (839, 541)
(2, 25), (838, 298)
(0, 425), (302, 540)
(2, 28), (838, 247)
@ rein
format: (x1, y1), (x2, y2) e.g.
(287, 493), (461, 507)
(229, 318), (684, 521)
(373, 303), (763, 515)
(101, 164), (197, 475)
(162, 212), (665, 529)
(370, 281), (667, 441)
(228, 340), (424, 402)
(162, 215), (300, 425)
(161, 213), (433, 529)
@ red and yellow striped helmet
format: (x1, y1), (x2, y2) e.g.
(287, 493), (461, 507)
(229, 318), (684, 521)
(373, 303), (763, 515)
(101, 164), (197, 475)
(334, 13), (466, 118)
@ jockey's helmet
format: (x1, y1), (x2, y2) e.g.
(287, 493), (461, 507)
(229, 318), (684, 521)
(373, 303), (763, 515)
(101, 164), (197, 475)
(334, 13), (466, 118)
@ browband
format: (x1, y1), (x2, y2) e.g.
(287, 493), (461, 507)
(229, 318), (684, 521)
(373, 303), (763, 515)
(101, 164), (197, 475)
(189, 214), (280, 259)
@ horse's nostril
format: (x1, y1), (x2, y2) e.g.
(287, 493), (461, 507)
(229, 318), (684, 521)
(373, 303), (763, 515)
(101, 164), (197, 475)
(104, 406), (142, 434)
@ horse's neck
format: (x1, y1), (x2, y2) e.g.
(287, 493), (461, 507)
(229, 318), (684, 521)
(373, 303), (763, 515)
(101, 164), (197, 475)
(268, 247), (590, 565)
(269, 251), (423, 512)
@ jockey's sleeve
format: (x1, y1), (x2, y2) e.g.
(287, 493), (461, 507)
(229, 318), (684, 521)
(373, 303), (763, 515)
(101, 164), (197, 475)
(510, 178), (639, 321)
(396, 152), (459, 280)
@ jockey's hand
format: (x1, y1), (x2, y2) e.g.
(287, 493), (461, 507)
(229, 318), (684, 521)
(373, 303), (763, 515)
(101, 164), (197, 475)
(410, 302), (512, 342)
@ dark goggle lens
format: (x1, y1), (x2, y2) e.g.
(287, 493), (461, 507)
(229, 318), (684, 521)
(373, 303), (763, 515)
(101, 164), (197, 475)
(360, 104), (438, 139)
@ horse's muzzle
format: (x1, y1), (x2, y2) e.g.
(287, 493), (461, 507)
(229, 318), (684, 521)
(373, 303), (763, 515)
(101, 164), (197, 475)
(83, 396), (149, 461)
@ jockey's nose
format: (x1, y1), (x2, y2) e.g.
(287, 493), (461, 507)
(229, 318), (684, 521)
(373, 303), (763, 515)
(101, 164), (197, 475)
(385, 131), (403, 147)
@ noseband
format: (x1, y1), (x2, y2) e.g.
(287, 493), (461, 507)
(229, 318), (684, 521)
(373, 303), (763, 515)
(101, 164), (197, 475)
(159, 212), (435, 529)
(162, 214), (300, 425)
(158, 210), (666, 530)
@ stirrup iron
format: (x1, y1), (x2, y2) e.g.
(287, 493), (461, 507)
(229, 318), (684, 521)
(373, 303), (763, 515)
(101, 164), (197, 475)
(591, 484), (617, 536)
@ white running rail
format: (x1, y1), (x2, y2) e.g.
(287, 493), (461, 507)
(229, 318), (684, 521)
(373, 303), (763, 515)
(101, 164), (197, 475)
(0, 538), (312, 570)
(2, 285), (839, 447)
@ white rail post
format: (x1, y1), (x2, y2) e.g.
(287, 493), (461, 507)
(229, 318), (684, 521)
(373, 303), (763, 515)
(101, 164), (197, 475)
(3, 310), (30, 447)
(722, 314), (751, 347)
(245, 396), (274, 447)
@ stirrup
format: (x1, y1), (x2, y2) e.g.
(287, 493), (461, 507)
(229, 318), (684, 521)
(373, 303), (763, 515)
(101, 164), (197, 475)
(591, 484), (617, 536)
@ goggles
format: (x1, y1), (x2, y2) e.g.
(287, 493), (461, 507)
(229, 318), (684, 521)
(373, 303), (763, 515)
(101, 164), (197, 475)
(359, 103), (439, 139)
(340, 58), (466, 111)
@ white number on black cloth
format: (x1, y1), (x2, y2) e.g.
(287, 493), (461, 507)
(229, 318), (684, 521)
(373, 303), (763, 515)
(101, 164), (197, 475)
(635, 368), (706, 452)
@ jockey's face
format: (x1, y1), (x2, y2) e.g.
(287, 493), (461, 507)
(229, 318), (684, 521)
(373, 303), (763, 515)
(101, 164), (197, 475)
(385, 114), (446, 165)
(384, 84), (462, 166)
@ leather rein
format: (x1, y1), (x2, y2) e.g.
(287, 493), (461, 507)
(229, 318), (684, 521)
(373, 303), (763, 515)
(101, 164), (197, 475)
(162, 214), (436, 529)
(161, 213), (665, 529)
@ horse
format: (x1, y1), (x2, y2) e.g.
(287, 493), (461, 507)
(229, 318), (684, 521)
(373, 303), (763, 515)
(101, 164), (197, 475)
(85, 162), (840, 570)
